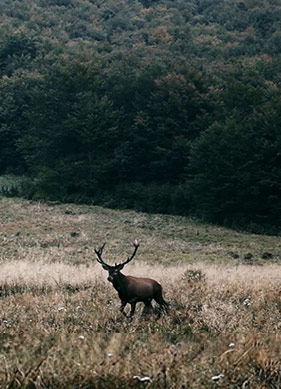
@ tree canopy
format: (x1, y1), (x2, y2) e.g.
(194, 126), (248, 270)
(1, 0), (281, 232)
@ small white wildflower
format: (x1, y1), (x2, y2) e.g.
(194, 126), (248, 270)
(78, 335), (85, 340)
(243, 298), (253, 307)
(211, 374), (224, 382)
(57, 307), (66, 312)
(228, 343), (235, 348)
(133, 375), (152, 383)
(107, 353), (113, 357)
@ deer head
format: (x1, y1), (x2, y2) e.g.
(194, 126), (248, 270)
(94, 240), (139, 283)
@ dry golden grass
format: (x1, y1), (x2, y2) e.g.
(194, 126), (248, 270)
(0, 197), (281, 388)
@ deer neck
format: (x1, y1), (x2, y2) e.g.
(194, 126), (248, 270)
(112, 271), (128, 293)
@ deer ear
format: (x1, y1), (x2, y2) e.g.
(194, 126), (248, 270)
(102, 264), (109, 270)
(117, 263), (124, 270)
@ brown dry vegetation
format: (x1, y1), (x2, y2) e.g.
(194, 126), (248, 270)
(0, 197), (281, 388)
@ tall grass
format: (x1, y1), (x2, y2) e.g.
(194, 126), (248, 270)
(0, 197), (281, 387)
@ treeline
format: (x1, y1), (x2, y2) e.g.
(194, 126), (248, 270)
(0, 0), (281, 232)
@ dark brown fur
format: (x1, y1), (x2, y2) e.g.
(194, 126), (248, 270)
(95, 242), (169, 317)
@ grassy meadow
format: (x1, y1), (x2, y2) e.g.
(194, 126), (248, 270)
(0, 197), (281, 388)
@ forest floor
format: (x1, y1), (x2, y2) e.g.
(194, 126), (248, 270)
(0, 197), (281, 388)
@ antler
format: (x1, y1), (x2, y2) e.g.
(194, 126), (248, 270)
(117, 240), (140, 267)
(95, 241), (140, 269)
(94, 243), (110, 267)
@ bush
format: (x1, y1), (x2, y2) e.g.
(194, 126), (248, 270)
(104, 182), (189, 215)
(0, 175), (27, 197)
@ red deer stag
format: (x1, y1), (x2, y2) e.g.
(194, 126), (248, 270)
(94, 241), (169, 318)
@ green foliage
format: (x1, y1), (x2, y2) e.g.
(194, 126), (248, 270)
(188, 110), (281, 228)
(17, 59), (122, 199)
(104, 182), (188, 215)
(0, 0), (281, 231)
(0, 32), (37, 76)
(0, 175), (28, 197)
(0, 71), (39, 174)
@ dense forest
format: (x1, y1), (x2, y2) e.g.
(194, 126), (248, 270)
(0, 0), (281, 232)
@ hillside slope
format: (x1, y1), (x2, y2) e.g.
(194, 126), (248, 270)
(0, 197), (281, 387)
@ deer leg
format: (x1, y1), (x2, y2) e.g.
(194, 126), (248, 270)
(154, 289), (170, 314)
(129, 300), (137, 318)
(161, 300), (170, 314)
(120, 301), (127, 316)
(157, 298), (170, 314)
(142, 300), (153, 316)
